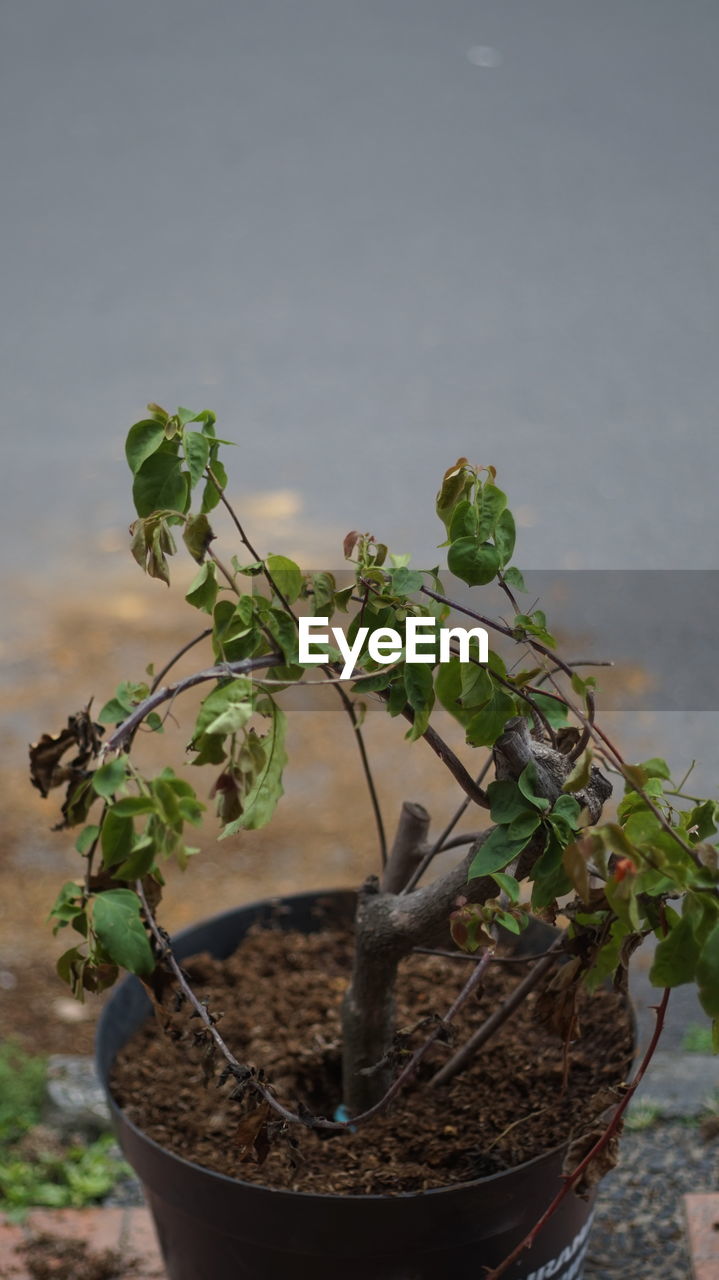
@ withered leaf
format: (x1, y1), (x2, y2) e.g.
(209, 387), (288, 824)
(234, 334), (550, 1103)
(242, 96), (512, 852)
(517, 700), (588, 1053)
(563, 1121), (623, 1198)
(29, 707), (104, 797)
(563, 1087), (625, 1197)
(234, 1100), (271, 1163)
(343, 530), (361, 559)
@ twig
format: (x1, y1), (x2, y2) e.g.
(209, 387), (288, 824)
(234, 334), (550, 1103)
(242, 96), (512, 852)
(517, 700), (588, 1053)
(400, 713), (489, 809)
(430, 937), (565, 1087)
(149, 630), (213, 694)
(412, 946), (560, 966)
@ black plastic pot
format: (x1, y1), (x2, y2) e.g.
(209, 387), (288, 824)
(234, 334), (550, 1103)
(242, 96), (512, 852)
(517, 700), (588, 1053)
(97, 889), (600, 1280)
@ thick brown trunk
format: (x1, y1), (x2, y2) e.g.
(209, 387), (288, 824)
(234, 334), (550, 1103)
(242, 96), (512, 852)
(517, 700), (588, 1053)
(341, 718), (612, 1114)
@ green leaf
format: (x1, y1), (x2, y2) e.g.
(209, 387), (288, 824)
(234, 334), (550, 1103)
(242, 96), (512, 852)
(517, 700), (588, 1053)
(490, 872), (522, 903)
(183, 513), (215, 563)
(204, 700), (253, 736)
(201, 457), (227, 513)
(447, 538), (502, 587)
(529, 692), (568, 729)
(551, 794), (582, 828)
(436, 458), (474, 534)
(49, 881), (85, 925)
(388, 567), (424, 596)
(486, 780), (533, 825)
(449, 500), (478, 542)
(264, 608), (298, 664)
(465, 681), (515, 747)
(222, 701), (287, 832)
(435, 658), (472, 727)
(477, 483), (507, 540)
(697, 924), (719, 1018)
(111, 796), (157, 817)
(517, 761), (550, 811)
(125, 420), (166, 474)
(101, 810), (134, 868)
(75, 825), (100, 855)
(183, 430), (210, 487)
(113, 837), (157, 881)
(185, 561), (218, 614)
(193, 679), (254, 741)
(387, 675), (407, 717)
(468, 824), (535, 878)
(92, 890), (154, 976)
(687, 800), (719, 843)
(460, 662), (492, 707)
(531, 833), (571, 910)
(92, 756), (128, 798)
(563, 750), (594, 794)
(494, 509), (516, 564)
(650, 916), (700, 988)
(132, 452), (189, 518)
(507, 810), (542, 842)
(310, 571), (336, 615)
(502, 566), (527, 593)
(513, 612), (556, 648)
(403, 662), (435, 741)
(266, 555), (303, 605)
(639, 757), (672, 782)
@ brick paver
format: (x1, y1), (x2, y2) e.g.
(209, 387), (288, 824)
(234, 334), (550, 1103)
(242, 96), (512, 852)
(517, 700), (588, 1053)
(685, 1193), (719, 1280)
(0, 1206), (165, 1278)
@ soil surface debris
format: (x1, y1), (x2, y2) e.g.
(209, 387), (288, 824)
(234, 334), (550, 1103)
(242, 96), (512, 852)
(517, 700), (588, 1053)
(112, 923), (634, 1195)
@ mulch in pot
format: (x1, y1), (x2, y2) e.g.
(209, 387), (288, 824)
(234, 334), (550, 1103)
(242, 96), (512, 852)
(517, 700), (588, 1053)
(111, 923), (634, 1196)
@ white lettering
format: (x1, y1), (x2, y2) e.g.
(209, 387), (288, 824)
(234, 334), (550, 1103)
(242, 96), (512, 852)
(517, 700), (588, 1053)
(334, 626), (370, 680)
(298, 617), (329, 664)
(405, 617), (437, 661)
(439, 625), (489, 664)
(522, 1212), (594, 1280)
(368, 627), (403, 664)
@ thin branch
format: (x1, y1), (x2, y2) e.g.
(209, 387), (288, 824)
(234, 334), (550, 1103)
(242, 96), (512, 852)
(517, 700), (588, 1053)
(332, 678), (388, 865)
(398, 710), (490, 809)
(103, 654), (284, 752)
(484, 983), (671, 1280)
(565, 689), (594, 763)
(412, 946), (560, 966)
(429, 831), (482, 854)
(149, 630), (213, 694)
(430, 937), (565, 1087)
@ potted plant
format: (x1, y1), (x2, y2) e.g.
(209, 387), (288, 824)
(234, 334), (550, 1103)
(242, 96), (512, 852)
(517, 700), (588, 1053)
(31, 404), (719, 1280)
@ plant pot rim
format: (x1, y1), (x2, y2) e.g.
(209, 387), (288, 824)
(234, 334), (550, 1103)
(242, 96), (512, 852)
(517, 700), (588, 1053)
(97, 886), (633, 1205)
